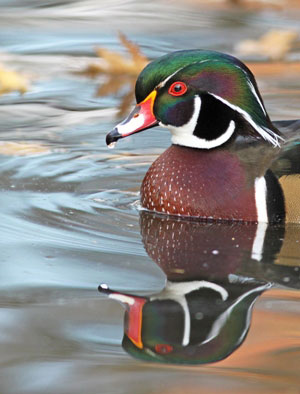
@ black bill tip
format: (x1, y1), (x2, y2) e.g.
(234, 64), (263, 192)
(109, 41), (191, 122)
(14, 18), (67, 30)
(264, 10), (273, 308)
(106, 127), (122, 146)
(98, 283), (111, 294)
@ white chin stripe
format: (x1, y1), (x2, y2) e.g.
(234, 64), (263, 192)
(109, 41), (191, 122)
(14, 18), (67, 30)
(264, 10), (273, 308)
(173, 119), (235, 149)
(159, 95), (201, 146)
(170, 115), (235, 149)
(161, 95), (236, 149)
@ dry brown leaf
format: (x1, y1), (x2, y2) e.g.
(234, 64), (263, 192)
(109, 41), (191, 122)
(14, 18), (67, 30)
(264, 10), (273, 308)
(0, 142), (51, 156)
(96, 75), (129, 97)
(118, 32), (149, 70)
(246, 61), (300, 76)
(236, 29), (298, 60)
(117, 88), (136, 118)
(180, 0), (300, 11)
(0, 66), (28, 95)
(83, 32), (149, 77)
(96, 74), (136, 117)
(80, 33), (149, 118)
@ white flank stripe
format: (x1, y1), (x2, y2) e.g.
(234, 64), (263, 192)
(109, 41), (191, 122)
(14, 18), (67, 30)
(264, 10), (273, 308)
(254, 176), (268, 223)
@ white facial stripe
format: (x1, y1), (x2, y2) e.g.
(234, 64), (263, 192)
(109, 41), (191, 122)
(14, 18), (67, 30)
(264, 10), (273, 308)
(254, 176), (268, 223)
(158, 67), (186, 88)
(210, 93), (283, 147)
(158, 59), (211, 89)
(248, 81), (267, 116)
(235, 64), (267, 116)
(116, 114), (145, 136)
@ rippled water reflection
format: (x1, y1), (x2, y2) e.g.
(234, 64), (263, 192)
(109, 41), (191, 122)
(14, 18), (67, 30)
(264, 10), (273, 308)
(0, 0), (299, 393)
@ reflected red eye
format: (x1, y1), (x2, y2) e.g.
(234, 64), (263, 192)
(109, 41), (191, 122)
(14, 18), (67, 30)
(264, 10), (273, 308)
(155, 344), (173, 354)
(168, 81), (187, 96)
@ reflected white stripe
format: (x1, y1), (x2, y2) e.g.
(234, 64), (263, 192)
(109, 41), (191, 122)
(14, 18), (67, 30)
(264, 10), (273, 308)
(109, 294), (134, 305)
(151, 280), (229, 347)
(251, 221), (268, 261)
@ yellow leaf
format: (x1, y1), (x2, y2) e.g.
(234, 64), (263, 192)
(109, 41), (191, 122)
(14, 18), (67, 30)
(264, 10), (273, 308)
(82, 33), (149, 76)
(0, 66), (28, 95)
(246, 61), (300, 76)
(118, 32), (149, 68)
(80, 33), (149, 118)
(0, 142), (51, 156)
(236, 29), (298, 60)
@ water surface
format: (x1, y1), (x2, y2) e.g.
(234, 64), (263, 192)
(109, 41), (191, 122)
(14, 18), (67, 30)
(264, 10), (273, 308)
(0, 1), (299, 393)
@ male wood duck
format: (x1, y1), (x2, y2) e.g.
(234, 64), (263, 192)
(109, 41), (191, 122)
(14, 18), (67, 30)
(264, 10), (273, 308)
(106, 50), (300, 223)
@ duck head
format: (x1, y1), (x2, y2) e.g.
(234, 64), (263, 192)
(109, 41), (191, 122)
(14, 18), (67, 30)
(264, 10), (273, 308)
(106, 50), (282, 149)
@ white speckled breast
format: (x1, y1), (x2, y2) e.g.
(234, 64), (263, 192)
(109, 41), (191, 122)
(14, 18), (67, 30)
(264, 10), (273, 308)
(140, 144), (258, 221)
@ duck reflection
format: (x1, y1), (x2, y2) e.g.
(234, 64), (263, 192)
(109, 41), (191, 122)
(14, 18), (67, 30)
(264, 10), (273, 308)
(99, 211), (300, 364)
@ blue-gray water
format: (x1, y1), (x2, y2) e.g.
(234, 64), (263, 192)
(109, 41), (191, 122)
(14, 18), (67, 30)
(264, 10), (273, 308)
(0, 1), (299, 393)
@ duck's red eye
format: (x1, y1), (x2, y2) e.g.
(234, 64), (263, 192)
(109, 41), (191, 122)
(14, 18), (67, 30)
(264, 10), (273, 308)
(168, 81), (187, 96)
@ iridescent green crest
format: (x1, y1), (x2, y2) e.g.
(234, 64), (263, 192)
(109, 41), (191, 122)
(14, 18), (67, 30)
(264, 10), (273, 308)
(135, 50), (280, 145)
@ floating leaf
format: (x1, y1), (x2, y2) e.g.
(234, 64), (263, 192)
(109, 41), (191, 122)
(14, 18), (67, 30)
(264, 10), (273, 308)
(0, 141), (51, 156)
(246, 61), (300, 76)
(81, 33), (149, 118)
(236, 30), (298, 60)
(96, 74), (136, 117)
(183, 0), (300, 11)
(83, 32), (149, 77)
(118, 32), (149, 72)
(0, 66), (28, 95)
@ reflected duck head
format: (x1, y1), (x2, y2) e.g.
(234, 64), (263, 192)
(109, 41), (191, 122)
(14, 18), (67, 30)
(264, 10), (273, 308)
(99, 280), (270, 364)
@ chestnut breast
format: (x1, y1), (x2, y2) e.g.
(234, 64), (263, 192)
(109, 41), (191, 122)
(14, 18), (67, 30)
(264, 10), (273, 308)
(141, 145), (258, 221)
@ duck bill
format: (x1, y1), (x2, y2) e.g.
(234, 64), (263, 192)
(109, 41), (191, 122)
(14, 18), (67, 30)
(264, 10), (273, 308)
(99, 284), (146, 349)
(106, 90), (158, 146)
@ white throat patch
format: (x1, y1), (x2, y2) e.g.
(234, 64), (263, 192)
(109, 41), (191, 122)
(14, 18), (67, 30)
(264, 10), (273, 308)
(159, 95), (236, 149)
